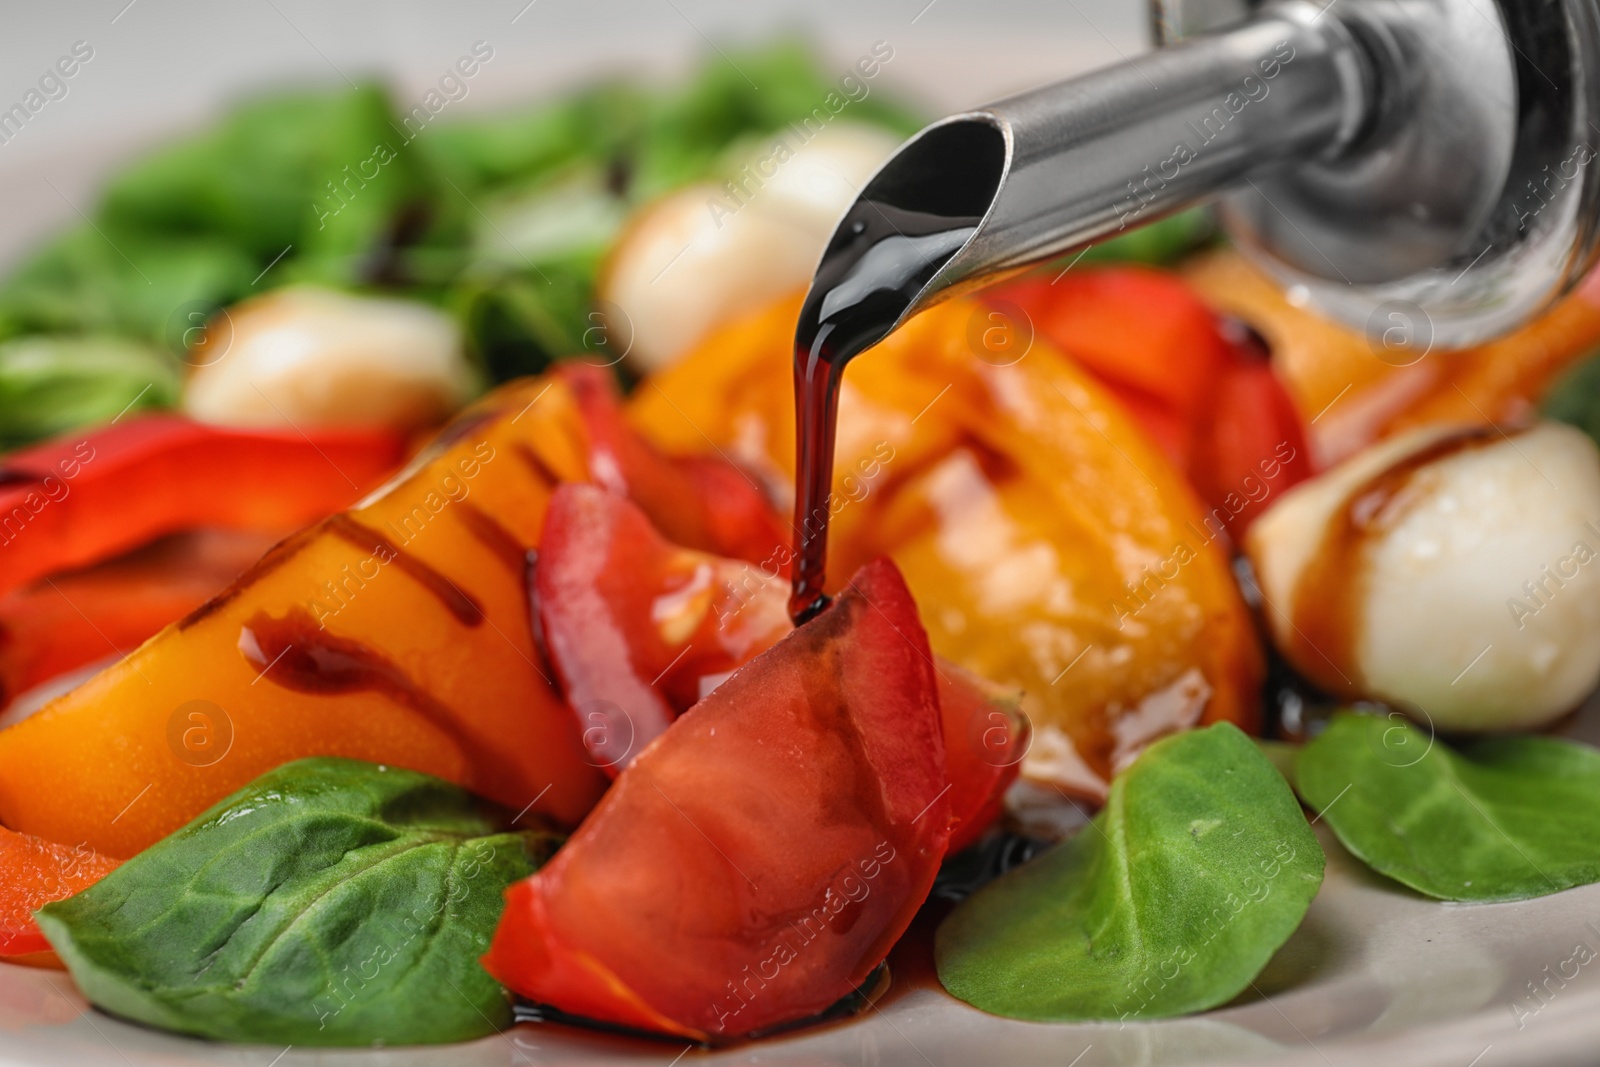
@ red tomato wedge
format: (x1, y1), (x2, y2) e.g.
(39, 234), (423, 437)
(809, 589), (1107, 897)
(935, 664), (1028, 853)
(561, 365), (789, 565)
(487, 558), (950, 1041)
(534, 482), (790, 772)
(996, 268), (1231, 428)
(1191, 324), (1317, 533)
(0, 827), (119, 965)
(533, 484), (1025, 848)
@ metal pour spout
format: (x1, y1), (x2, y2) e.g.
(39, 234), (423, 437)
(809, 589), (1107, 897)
(830, 0), (1600, 349)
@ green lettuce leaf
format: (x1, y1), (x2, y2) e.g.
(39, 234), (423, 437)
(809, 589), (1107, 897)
(1296, 711), (1600, 902)
(0, 336), (179, 448)
(936, 723), (1323, 1022)
(0, 43), (928, 423)
(37, 758), (558, 1046)
(103, 85), (446, 275)
(630, 40), (921, 200)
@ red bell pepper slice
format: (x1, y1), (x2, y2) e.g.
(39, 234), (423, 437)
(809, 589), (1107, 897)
(934, 663), (1029, 853)
(0, 416), (407, 601)
(1191, 322), (1317, 534)
(996, 268), (1232, 431)
(0, 530), (281, 707)
(487, 558), (950, 1041)
(533, 483), (1025, 850)
(0, 827), (119, 965)
(988, 267), (1315, 537)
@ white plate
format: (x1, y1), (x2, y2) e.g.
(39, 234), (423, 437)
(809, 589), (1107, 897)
(4, 4), (1599, 1064)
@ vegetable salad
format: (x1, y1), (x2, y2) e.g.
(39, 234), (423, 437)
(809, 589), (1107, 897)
(5, 41), (1600, 1053)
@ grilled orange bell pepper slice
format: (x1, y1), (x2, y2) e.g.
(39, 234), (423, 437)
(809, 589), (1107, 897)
(631, 292), (1261, 799)
(0, 377), (598, 857)
(0, 367), (786, 857)
(0, 378), (596, 857)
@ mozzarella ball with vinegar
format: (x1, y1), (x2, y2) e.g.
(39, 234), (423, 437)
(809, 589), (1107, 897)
(1248, 423), (1600, 731)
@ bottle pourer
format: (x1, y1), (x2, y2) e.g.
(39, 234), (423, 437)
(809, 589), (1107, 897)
(832, 0), (1600, 348)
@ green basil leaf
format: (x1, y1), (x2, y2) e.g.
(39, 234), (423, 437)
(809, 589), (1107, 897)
(936, 723), (1323, 1022)
(102, 86), (433, 267)
(1255, 738), (1300, 786)
(419, 83), (649, 194)
(37, 758), (558, 1046)
(0, 228), (256, 348)
(1296, 711), (1600, 902)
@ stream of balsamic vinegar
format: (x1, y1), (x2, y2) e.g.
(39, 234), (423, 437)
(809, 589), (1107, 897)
(787, 199), (984, 623)
(788, 120), (1006, 624)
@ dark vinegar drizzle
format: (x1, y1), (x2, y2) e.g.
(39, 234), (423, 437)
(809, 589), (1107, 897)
(239, 606), (522, 790)
(177, 525), (321, 630)
(241, 607), (453, 713)
(1289, 425), (1501, 695)
(788, 122), (1005, 625)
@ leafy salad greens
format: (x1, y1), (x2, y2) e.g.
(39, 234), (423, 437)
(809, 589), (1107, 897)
(0, 41), (1215, 451)
(937, 712), (1600, 1024)
(0, 44), (919, 446)
(28, 707), (1600, 1041)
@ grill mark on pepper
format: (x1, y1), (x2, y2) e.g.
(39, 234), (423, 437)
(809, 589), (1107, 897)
(327, 514), (484, 627)
(457, 502), (528, 576)
(512, 443), (562, 489)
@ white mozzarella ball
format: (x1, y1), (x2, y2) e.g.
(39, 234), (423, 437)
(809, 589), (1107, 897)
(184, 286), (471, 431)
(746, 123), (907, 233)
(1248, 422), (1600, 731)
(599, 123), (902, 374)
(596, 183), (821, 375)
